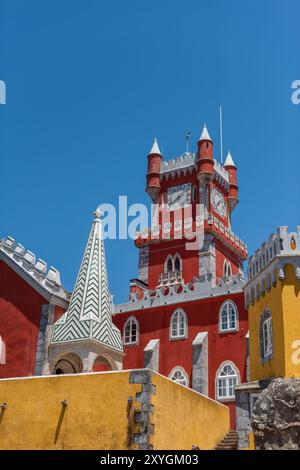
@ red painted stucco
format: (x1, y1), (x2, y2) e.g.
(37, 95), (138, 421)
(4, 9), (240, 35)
(113, 291), (248, 428)
(0, 261), (48, 378)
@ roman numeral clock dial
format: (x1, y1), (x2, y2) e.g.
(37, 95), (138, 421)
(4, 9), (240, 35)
(167, 183), (191, 210)
(211, 187), (226, 218)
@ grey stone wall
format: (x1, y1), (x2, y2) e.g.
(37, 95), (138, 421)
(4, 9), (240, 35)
(192, 332), (208, 396)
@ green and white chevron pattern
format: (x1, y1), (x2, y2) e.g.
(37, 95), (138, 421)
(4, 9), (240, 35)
(51, 216), (123, 352)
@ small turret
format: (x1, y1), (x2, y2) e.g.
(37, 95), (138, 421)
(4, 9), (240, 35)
(224, 150), (238, 211)
(146, 138), (163, 202)
(197, 124), (214, 183)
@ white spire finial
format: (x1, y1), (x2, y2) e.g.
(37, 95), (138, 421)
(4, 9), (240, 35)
(94, 207), (103, 219)
(199, 124), (212, 142)
(149, 138), (162, 155)
(224, 149), (236, 167)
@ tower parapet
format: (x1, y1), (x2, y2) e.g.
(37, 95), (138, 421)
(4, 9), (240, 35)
(245, 226), (300, 306)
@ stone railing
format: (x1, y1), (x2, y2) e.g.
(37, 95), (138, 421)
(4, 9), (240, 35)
(157, 270), (183, 287)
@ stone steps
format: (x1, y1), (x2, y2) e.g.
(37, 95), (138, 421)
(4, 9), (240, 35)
(215, 430), (238, 450)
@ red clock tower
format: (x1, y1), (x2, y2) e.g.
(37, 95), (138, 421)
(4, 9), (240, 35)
(113, 124), (249, 428)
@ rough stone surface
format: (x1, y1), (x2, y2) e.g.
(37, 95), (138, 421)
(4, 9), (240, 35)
(252, 378), (300, 450)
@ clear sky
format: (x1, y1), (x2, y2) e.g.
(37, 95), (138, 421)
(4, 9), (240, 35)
(1, 0), (299, 303)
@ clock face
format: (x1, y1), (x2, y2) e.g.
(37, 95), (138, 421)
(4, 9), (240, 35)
(167, 183), (191, 210)
(211, 187), (226, 218)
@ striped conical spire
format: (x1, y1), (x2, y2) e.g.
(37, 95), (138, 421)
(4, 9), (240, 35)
(51, 209), (123, 352)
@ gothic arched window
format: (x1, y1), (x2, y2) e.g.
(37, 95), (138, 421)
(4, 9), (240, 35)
(216, 362), (239, 400)
(219, 300), (238, 332)
(166, 256), (173, 273)
(124, 316), (139, 345)
(169, 367), (189, 387)
(170, 308), (187, 339)
(174, 254), (181, 272)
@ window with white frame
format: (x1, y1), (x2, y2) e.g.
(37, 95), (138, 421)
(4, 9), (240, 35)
(170, 308), (187, 339)
(259, 308), (273, 361)
(219, 300), (238, 332)
(169, 367), (189, 387)
(165, 254), (182, 274)
(216, 362), (239, 400)
(262, 315), (273, 358)
(223, 260), (232, 278)
(123, 317), (139, 345)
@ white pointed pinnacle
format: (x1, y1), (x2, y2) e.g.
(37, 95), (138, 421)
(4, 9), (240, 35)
(94, 207), (103, 219)
(149, 137), (162, 155)
(224, 149), (236, 167)
(199, 124), (212, 142)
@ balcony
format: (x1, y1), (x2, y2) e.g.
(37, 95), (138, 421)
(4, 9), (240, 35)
(157, 270), (184, 287)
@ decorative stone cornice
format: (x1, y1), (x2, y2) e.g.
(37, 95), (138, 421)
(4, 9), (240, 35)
(0, 236), (70, 307)
(114, 273), (245, 314)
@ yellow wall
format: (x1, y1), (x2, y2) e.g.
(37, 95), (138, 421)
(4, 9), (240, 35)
(282, 265), (300, 377)
(0, 371), (140, 450)
(151, 373), (230, 450)
(0, 370), (229, 450)
(249, 264), (300, 381)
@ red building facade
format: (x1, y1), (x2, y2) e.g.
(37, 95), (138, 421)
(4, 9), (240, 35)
(0, 238), (69, 378)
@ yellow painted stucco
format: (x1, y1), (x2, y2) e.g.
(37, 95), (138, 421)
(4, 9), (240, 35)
(0, 369), (229, 450)
(0, 370), (140, 450)
(249, 263), (300, 381)
(151, 373), (230, 450)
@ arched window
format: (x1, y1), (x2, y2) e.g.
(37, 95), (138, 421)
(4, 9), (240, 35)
(174, 254), (181, 272)
(260, 308), (273, 361)
(124, 317), (139, 345)
(216, 362), (239, 400)
(170, 308), (187, 339)
(169, 367), (189, 387)
(223, 260), (232, 278)
(166, 256), (173, 273)
(219, 300), (238, 332)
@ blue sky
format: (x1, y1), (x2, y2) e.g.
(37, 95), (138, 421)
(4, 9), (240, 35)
(1, 0), (299, 303)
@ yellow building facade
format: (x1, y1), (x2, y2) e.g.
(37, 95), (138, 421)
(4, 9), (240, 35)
(235, 226), (300, 449)
(245, 226), (300, 381)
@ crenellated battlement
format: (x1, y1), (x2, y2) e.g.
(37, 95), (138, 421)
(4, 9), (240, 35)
(245, 226), (300, 307)
(247, 226), (300, 280)
(160, 152), (197, 179)
(159, 152), (229, 188)
(114, 273), (245, 314)
(0, 236), (70, 303)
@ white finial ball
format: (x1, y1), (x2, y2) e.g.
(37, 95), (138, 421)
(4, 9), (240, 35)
(94, 207), (103, 219)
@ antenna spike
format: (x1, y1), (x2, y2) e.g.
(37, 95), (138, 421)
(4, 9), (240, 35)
(219, 106), (223, 164)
